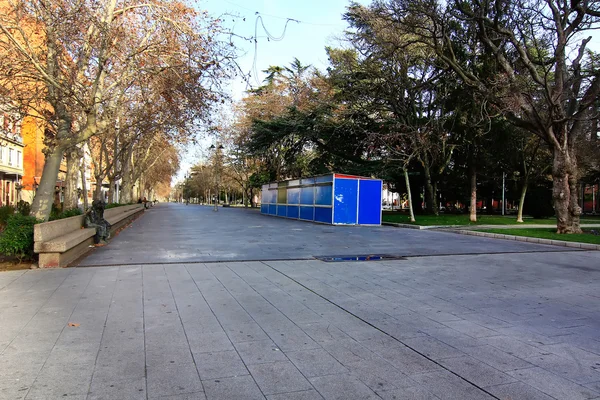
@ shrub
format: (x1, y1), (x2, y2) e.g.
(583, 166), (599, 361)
(524, 185), (555, 219)
(0, 214), (38, 262)
(49, 207), (83, 221)
(16, 200), (31, 216)
(0, 205), (15, 226)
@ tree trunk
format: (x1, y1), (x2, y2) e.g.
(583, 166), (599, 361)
(94, 175), (104, 200)
(64, 147), (80, 210)
(107, 178), (116, 204)
(469, 164), (477, 223)
(404, 168), (416, 223)
(553, 149), (582, 233)
(81, 165), (88, 211)
(423, 165), (437, 215)
(517, 180), (528, 223)
(31, 147), (64, 221)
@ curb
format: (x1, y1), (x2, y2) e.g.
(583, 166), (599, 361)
(444, 229), (600, 250)
(382, 222), (466, 230)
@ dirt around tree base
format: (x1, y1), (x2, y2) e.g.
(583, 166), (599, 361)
(0, 255), (36, 271)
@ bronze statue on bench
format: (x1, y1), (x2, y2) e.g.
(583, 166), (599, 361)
(84, 200), (112, 245)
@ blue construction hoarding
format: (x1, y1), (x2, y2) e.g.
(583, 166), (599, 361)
(260, 173), (382, 225)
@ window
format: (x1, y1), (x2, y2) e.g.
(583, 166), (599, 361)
(16, 151), (21, 167)
(0, 145), (3, 163)
(8, 148), (13, 165)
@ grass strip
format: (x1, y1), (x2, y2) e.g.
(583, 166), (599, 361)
(476, 228), (600, 245)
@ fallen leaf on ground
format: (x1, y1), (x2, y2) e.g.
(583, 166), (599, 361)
(68, 322), (80, 327)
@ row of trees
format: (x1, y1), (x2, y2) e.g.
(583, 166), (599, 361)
(0, 0), (235, 220)
(220, 0), (600, 234)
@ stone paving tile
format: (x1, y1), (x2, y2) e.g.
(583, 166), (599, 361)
(309, 373), (380, 400)
(402, 336), (467, 360)
(376, 386), (440, 400)
(376, 345), (442, 375)
(266, 389), (324, 400)
(485, 381), (555, 400)
(296, 321), (351, 343)
(223, 322), (270, 343)
(438, 355), (518, 387)
(441, 320), (501, 338)
(194, 350), (249, 380)
(203, 375), (264, 400)
(234, 339), (288, 365)
(461, 344), (533, 372)
(410, 370), (496, 400)
(525, 352), (600, 384)
(25, 361), (95, 399)
(507, 366), (600, 400)
(320, 338), (380, 365)
(146, 362), (204, 398)
(286, 349), (349, 378)
(246, 361), (313, 395)
(345, 358), (416, 393)
(150, 392), (207, 400)
(87, 377), (147, 400)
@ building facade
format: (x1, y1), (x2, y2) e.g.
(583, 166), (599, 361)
(0, 110), (25, 206)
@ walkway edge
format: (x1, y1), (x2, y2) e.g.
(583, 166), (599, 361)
(443, 228), (600, 250)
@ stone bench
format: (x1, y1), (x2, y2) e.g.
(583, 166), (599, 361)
(34, 204), (145, 268)
(104, 204), (145, 235)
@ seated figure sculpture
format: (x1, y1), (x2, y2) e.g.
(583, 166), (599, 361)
(85, 199), (112, 244)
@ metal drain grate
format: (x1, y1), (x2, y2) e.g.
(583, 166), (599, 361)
(314, 254), (406, 262)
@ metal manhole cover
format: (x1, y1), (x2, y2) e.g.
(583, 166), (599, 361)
(314, 254), (406, 262)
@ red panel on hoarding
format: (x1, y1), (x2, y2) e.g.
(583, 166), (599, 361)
(334, 174), (373, 180)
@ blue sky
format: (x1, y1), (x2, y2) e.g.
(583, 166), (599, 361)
(201, 0), (363, 99)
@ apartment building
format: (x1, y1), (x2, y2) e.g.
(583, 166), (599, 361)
(0, 111), (24, 206)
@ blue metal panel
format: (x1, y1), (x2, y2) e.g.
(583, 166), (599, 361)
(315, 184), (333, 206)
(287, 188), (300, 204)
(287, 205), (299, 219)
(268, 204), (277, 215)
(277, 205), (287, 217)
(300, 186), (314, 205)
(315, 207), (333, 223)
(261, 204), (268, 214)
(358, 180), (382, 225)
(316, 174), (333, 183)
(299, 206), (314, 220)
(333, 178), (358, 224)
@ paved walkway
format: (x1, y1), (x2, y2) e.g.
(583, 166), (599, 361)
(78, 204), (565, 266)
(1, 203), (600, 399)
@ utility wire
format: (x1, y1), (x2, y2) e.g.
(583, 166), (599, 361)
(221, 0), (341, 27)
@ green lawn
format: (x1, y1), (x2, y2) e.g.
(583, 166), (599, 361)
(476, 228), (600, 245)
(382, 212), (600, 226)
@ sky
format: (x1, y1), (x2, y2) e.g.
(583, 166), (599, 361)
(176, 0), (600, 183)
(201, 0), (362, 99)
(176, 0), (362, 180)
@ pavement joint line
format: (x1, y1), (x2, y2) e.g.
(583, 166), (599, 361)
(87, 267), (120, 398)
(24, 269), (97, 399)
(163, 264), (206, 396)
(203, 261), (326, 398)
(73, 249), (583, 268)
(0, 270), (73, 356)
(258, 260), (503, 400)
(141, 265), (149, 399)
(183, 263), (270, 400)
